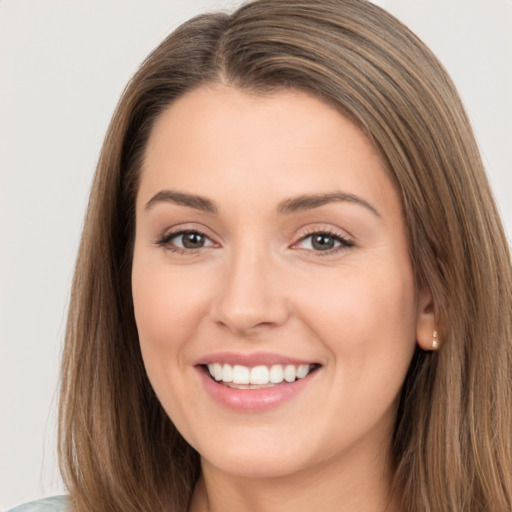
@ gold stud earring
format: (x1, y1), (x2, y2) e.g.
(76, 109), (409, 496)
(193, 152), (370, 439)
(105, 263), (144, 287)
(432, 330), (438, 349)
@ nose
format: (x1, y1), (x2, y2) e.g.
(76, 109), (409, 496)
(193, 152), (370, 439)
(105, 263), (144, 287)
(209, 247), (290, 336)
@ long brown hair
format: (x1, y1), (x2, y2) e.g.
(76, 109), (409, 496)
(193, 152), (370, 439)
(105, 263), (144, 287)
(59, 1), (512, 510)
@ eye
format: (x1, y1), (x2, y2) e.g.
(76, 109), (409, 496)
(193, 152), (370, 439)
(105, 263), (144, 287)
(294, 231), (354, 253)
(156, 230), (216, 252)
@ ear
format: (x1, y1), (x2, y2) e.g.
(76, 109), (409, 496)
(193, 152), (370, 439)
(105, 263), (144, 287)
(415, 286), (438, 351)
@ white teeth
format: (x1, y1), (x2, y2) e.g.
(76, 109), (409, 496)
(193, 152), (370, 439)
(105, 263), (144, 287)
(213, 363), (222, 381)
(250, 365), (269, 385)
(269, 364), (284, 383)
(284, 365), (296, 382)
(221, 363), (233, 382)
(232, 365), (250, 384)
(297, 364), (309, 379)
(207, 363), (313, 386)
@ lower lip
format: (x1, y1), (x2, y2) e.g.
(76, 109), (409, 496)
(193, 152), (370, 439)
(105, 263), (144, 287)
(196, 367), (319, 412)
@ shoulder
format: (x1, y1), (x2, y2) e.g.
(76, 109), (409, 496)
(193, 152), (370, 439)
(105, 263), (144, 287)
(7, 496), (69, 512)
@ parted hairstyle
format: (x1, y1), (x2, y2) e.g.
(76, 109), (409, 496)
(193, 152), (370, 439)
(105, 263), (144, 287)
(58, 0), (512, 510)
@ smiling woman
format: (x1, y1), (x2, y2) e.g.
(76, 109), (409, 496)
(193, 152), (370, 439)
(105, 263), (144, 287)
(132, 87), (426, 506)
(9, 0), (512, 511)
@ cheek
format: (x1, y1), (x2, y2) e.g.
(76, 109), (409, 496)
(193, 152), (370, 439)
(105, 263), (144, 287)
(133, 251), (207, 339)
(302, 266), (417, 432)
(301, 262), (415, 337)
(296, 260), (417, 391)
(131, 252), (209, 385)
(131, 257), (208, 437)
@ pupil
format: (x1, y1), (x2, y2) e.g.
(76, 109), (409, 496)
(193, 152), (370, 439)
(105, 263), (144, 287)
(312, 235), (334, 250)
(183, 232), (204, 249)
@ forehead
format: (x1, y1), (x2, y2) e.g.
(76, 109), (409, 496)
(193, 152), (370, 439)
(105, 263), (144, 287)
(138, 84), (399, 218)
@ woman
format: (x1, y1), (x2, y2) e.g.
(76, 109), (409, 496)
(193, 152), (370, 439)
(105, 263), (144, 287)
(11, 0), (512, 510)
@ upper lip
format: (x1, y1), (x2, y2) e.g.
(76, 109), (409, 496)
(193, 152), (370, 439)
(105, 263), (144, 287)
(194, 352), (320, 367)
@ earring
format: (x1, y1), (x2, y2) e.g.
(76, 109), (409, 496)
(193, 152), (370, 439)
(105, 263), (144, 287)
(432, 330), (438, 349)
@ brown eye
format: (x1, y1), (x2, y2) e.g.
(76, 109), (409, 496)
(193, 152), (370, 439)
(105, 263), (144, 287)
(311, 234), (336, 251)
(180, 232), (206, 249)
(157, 230), (215, 251)
(295, 231), (354, 253)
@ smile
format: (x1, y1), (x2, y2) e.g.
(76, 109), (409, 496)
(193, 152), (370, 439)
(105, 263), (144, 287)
(195, 354), (322, 412)
(206, 363), (315, 388)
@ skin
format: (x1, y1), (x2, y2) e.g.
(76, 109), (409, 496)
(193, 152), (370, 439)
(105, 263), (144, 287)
(132, 84), (435, 512)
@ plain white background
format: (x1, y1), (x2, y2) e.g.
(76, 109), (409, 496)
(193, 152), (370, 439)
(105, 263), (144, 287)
(1, 1), (511, 509)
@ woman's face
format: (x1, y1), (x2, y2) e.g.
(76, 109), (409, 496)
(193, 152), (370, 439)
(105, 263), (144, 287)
(132, 85), (433, 479)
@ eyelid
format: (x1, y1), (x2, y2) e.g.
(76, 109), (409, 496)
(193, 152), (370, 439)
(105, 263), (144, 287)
(154, 225), (220, 253)
(153, 223), (354, 255)
(291, 226), (355, 255)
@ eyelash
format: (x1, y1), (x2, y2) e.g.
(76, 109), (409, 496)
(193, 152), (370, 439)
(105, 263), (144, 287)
(293, 229), (355, 256)
(155, 229), (214, 254)
(155, 228), (354, 255)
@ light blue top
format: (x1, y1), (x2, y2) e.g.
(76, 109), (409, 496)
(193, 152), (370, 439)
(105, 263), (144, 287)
(7, 496), (68, 512)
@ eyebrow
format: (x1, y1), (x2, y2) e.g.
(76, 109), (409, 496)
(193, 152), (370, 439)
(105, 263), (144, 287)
(145, 189), (380, 218)
(145, 190), (217, 213)
(277, 192), (381, 217)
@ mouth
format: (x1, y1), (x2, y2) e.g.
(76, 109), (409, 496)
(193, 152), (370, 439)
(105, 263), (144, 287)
(200, 362), (321, 389)
(194, 352), (322, 411)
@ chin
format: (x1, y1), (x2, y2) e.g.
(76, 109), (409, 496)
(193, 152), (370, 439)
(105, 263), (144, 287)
(193, 424), (334, 481)
(201, 448), (309, 479)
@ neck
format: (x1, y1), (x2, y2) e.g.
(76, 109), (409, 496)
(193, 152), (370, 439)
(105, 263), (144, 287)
(189, 444), (400, 512)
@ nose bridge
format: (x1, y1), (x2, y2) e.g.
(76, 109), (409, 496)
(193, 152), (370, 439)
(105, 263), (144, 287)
(210, 238), (289, 334)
